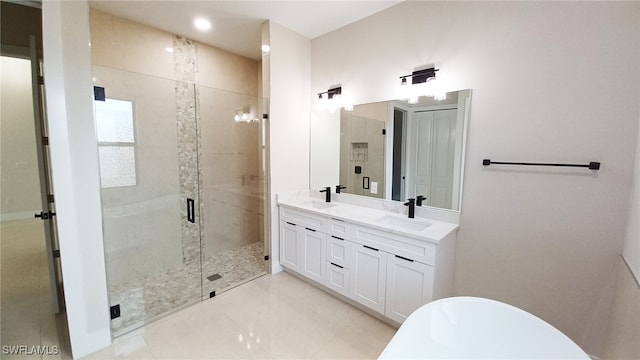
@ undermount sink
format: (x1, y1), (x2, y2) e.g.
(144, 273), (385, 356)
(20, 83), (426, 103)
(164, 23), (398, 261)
(376, 215), (432, 231)
(299, 200), (338, 210)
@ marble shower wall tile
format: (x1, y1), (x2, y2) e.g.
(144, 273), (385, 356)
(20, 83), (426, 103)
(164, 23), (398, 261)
(90, 9), (174, 80)
(173, 36), (201, 266)
(198, 44), (259, 96)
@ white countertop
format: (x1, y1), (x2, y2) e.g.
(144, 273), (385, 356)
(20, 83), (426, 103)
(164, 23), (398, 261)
(379, 296), (590, 359)
(277, 190), (458, 244)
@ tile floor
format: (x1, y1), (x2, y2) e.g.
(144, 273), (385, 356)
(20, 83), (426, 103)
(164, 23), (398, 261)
(0, 219), (71, 360)
(2, 219), (396, 359)
(85, 272), (397, 359)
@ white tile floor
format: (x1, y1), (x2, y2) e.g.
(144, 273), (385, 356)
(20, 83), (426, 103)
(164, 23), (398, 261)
(85, 272), (397, 359)
(1, 219), (396, 359)
(0, 219), (71, 360)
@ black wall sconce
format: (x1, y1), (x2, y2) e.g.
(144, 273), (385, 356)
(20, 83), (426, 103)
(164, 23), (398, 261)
(317, 86), (342, 100)
(399, 66), (445, 103)
(317, 86), (352, 112)
(399, 67), (438, 85)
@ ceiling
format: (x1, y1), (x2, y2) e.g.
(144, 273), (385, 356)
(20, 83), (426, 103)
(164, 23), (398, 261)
(88, 0), (402, 60)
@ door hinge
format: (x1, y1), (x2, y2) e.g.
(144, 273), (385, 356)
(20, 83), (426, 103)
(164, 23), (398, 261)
(110, 304), (121, 319)
(53, 250), (60, 258)
(48, 194), (55, 203)
(382, 129), (386, 135)
(93, 86), (106, 101)
(42, 136), (49, 145)
(37, 76), (44, 85)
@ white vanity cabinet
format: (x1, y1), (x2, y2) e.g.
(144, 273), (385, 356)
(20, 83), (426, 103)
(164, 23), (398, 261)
(278, 203), (456, 326)
(279, 208), (327, 284)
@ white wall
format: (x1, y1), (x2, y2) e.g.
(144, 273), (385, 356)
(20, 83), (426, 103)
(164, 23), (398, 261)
(311, 2), (640, 357)
(623, 114), (640, 278)
(42, 1), (111, 358)
(0, 56), (42, 219)
(267, 21), (311, 272)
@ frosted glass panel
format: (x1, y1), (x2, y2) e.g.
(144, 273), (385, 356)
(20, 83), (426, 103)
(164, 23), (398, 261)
(95, 99), (135, 143)
(98, 146), (136, 188)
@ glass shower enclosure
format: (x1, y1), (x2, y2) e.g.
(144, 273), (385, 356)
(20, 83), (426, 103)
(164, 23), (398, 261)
(94, 66), (268, 335)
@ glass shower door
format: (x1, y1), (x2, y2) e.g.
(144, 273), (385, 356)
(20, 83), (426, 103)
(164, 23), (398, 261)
(198, 86), (267, 299)
(94, 66), (202, 335)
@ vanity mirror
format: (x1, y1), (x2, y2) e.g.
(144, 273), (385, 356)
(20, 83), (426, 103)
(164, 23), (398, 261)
(310, 89), (471, 211)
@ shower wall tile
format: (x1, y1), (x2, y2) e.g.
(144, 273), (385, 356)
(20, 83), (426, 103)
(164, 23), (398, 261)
(198, 45), (259, 96)
(173, 36), (201, 266)
(340, 110), (386, 199)
(89, 9), (174, 80)
(90, 8), (259, 93)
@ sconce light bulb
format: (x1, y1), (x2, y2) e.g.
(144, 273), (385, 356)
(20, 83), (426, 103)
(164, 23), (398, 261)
(434, 92), (447, 101)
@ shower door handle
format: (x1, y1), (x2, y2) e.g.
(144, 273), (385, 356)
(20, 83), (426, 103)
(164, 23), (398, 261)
(187, 198), (195, 223)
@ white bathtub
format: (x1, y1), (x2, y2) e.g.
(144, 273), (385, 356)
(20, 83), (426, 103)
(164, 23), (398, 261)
(379, 296), (590, 359)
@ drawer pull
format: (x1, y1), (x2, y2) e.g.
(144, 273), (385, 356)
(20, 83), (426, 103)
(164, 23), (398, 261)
(331, 235), (344, 240)
(395, 255), (414, 262)
(331, 218), (344, 222)
(363, 245), (379, 251)
(305, 227), (316, 232)
(286, 221), (296, 226)
(330, 262), (344, 269)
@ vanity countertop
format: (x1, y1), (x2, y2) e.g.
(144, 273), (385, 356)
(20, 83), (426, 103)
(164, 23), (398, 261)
(277, 192), (458, 244)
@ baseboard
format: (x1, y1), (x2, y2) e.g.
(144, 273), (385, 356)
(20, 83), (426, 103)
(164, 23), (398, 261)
(0, 210), (38, 222)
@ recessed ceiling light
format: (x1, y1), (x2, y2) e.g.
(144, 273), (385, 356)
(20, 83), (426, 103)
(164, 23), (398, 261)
(194, 18), (211, 31)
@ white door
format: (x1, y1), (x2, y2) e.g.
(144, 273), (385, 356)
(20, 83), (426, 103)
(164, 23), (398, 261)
(385, 254), (434, 323)
(429, 109), (457, 208)
(29, 37), (63, 313)
(408, 109), (457, 208)
(350, 244), (387, 313)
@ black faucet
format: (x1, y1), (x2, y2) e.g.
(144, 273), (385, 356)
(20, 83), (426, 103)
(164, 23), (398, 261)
(335, 185), (346, 193)
(404, 198), (415, 218)
(320, 186), (331, 202)
(416, 195), (427, 207)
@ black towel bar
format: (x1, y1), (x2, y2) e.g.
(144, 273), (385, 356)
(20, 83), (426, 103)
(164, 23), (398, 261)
(482, 159), (600, 171)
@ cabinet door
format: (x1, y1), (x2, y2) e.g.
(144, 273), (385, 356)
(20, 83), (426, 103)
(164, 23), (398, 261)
(350, 244), (387, 313)
(385, 254), (434, 323)
(280, 222), (301, 272)
(301, 228), (326, 283)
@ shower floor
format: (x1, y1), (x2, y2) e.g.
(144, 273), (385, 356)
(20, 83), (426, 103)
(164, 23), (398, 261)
(109, 241), (265, 335)
(201, 241), (266, 300)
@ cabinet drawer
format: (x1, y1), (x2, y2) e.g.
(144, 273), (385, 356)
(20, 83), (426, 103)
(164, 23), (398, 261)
(327, 235), (351, 267)
(325, 262), (350, 296)
(352, 224), (436, 266)
(280, 206), (326, 231)
(327, 218), (351, 238)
